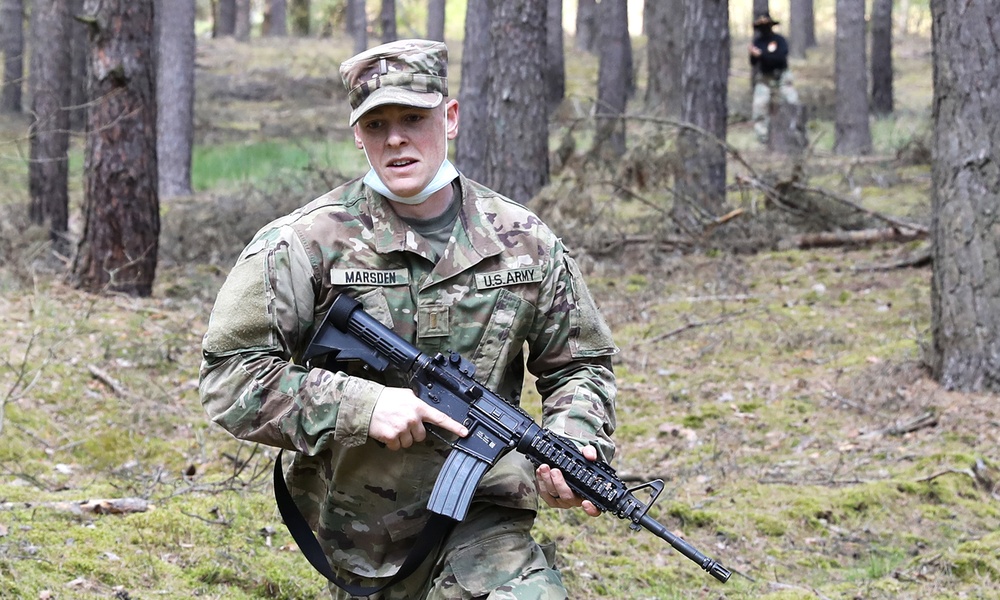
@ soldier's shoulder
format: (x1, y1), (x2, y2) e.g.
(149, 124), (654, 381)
(256, 178), (366, 235)
(463, 177), (557, 238)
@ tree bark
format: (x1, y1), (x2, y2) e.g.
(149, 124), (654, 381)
(352, 0), (367, 54)
(264, 0), (288, 36)
(28, 0), (72, 253)
(214, 0), (236, 37)
(157, 0), (196, 198)
(1, 0), (25, 113)
(752, 0), (769, 17)
(644, 0), (683, 117)
(929, 0), (1000, 391)
(485, 0), (548, 203)
(834, 0), (871, 155)
(789, 0), (811, 58)
(593, 0), (629, 159)
(427, 0), (445, 41)
(455, 0), (490, 183)
(72, 0), (159, 297)
(234, 0), (251, 40)
(673, 0), (730, 231)
(69, 0), (89, 130)
(545, 0), (564, 112)
(869, 0), (894, 115)
(380, 0), (397, 43)
(574, 0), (597, 53)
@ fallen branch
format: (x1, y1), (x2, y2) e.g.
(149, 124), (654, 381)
(88, 364), (131, 398)
(779, 227), (927, 250)
(883, 410), (938, 436)
(853, 245), (932, 271)
(789, 182), (929, 234)
(635, 310), (749, 346)
(0, 497), (154, 515)
(916, 468), (976, 485)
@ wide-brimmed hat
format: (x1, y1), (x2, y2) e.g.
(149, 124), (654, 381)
(753, 13), (779, 27)
(339, 39), (449, 126)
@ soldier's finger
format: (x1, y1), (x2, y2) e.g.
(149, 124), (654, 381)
(417, 404), (469, 437)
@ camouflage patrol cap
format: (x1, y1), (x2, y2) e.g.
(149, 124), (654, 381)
(339, 39), (449, 126)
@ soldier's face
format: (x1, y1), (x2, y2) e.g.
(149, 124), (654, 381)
(354, 100), (459, 199)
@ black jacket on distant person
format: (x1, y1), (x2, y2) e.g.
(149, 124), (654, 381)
(750, 30), (789, 77)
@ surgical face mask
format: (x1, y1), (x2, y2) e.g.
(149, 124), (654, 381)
(361, 118), (457, 206)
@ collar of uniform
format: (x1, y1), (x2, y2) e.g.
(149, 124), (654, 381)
(365, 174), (506, 268)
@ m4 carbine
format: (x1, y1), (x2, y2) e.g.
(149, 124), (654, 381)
(302, 294), (731, 583)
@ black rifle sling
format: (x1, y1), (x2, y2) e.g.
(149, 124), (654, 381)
(273, 450), (455, 597)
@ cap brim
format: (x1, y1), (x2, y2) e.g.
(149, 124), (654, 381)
(349, 88), (444, 126)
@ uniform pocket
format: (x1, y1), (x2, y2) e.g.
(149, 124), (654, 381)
(469, 289), (532, 391)
(447, 530), (547, 596)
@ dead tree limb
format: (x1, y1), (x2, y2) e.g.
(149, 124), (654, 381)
(0, 497), (153, 515)
(779, 227), (928, 249)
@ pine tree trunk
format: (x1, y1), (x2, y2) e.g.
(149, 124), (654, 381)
(73, 0), (159, 297)
(545, 0), (564, 112)
(789, 0), (810, 59)
(380, 0), (397, 43)
(69, 0), (89, 130)
(427, 0), (445, 41)
(833, 0), (871, 155)
(352, 0), (367, 53)
(1, 0), (25, 113)
(214, 0), (236, 37)
(803, 0), (816, 47)
(593, 0), (629, 159)
(157, 0), (196, 198)
(673, 0), (729, 231)
(485, 0), (548, 204)
(574, 0), (597, 53)
(644, 0), (683, 117)
(929, 0), (1000, 391)
(869, 0), (893, 115)
(234, 0), (251, 40)
(28, 0), (72, 252)
(455, 0), (490, 183)
(265, 0), (288, 36)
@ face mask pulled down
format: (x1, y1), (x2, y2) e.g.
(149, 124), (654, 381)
(361, 123), (458, 205)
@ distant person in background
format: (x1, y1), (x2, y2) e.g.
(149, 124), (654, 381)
(749, 12), (800, 144)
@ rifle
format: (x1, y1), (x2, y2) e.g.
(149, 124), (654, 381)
(299, 294), (731, 584)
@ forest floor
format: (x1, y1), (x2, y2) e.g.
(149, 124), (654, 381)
(1, 28), (999, 600)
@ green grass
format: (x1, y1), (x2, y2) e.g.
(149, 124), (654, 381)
(192, 139), (367, 192)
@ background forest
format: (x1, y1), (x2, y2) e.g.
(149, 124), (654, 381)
(1, 0), (999, 599)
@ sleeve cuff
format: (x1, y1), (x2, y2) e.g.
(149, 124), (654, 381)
(334, 377), (383, 447)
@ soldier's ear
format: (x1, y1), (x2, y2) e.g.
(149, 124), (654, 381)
(354, 129), (364, 149)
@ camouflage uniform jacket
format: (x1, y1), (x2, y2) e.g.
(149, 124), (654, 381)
(199, 174), (618, 580)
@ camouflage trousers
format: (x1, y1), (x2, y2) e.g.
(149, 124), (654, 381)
(752, 70), (800, 143)
(330, 504), (566, 600)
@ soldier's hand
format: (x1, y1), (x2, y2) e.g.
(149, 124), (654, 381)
(369, 387), (468, 450)
(536, 444), (602, 517)
(749, 44), (762, 57)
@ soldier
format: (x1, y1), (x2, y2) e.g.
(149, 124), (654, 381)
(199, 39), (618, 599)
(749, 12), (800, 143)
